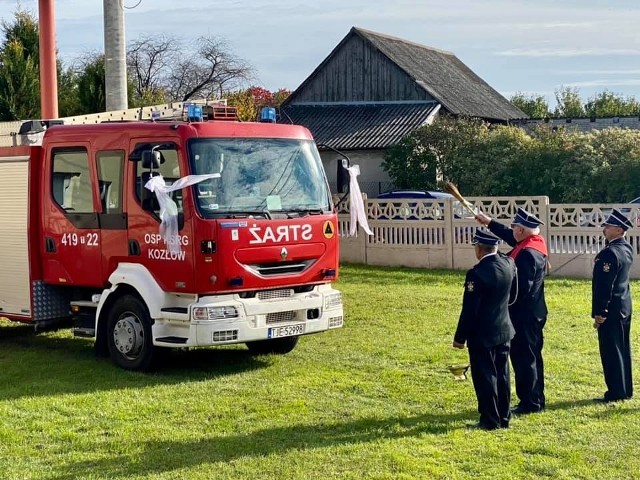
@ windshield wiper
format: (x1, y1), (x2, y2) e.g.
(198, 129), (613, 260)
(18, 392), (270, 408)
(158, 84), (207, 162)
(224, 210), (272, 219)
(284, 208), (324, 218)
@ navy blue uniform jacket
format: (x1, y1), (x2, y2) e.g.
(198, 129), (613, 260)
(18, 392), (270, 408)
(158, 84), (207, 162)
(592, 237), (633, 320)
(454, 253), (516, 348)
(488, 221), (548, 324)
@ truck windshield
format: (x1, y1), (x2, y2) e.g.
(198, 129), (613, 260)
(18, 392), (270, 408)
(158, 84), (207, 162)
(188, 138), (332, 217)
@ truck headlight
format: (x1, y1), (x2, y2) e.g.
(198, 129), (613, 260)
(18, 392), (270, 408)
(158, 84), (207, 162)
(324, 293), (343, 309)
(192, 306), (239, 321)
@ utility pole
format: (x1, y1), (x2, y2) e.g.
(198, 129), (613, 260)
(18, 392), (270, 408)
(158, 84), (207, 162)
(103, 0), (128, 111)
(38, 0), (58, 119)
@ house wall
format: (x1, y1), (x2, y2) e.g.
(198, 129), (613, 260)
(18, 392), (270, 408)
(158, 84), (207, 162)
(321, 149), (395, 197)
(294, 35), (434, 103)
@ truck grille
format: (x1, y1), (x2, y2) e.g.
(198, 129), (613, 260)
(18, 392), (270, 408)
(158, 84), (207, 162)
(257, 289), (294, 301)
(248, 260), (314, 276)
(212, 330), (238, 342)
(329, 316), (344, 328)
(266, 311), (296, 324)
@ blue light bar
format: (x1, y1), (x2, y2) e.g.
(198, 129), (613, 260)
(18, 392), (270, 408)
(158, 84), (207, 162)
(260, 107), (276, 123)
(186, 104), (203, 122)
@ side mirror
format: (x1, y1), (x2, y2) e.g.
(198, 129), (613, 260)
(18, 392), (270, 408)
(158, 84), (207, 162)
(337, 158), (348, 193)
(141, 150), (164, 169)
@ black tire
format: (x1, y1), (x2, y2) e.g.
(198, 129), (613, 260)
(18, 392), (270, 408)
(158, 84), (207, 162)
(246, 336), (299, 355)
(106, 295), (156, 371)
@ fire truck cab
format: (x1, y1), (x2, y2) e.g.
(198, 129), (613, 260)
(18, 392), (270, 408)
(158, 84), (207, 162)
(0, 108), (344, 371)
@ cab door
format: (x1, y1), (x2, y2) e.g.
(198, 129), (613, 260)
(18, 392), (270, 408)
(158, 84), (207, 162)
(126, 140), (195, 292)
(42, 145), (104, 287)
(96, 150), (129, 276)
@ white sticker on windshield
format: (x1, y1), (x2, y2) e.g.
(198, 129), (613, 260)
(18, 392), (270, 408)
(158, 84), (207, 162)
(266, 195), (282, 211)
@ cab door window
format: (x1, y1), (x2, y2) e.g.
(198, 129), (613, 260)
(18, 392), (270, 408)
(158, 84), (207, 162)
(52, 148), (94, 213)
(97, 150), (124, 213)
(135, 145), (183, 216)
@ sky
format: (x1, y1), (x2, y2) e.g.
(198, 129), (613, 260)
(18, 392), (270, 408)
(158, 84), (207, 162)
(1, 0), (640, 107)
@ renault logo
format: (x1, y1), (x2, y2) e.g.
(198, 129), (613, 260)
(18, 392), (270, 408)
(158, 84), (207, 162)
(280, 247), (288, 261)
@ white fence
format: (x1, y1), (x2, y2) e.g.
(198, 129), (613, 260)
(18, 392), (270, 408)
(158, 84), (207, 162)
(338, 196), (640, 279)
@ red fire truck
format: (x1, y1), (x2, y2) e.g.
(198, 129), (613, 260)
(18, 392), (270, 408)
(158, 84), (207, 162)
(0, 106), (344, 371)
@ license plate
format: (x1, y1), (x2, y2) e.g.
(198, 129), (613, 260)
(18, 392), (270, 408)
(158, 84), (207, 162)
(268, 323), (305, 338)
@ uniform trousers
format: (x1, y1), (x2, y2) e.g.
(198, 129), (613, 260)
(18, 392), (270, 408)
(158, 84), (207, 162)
(468, 341), (511, 429)
(510, 318), (545, 411)
(598, 315), (633, 400)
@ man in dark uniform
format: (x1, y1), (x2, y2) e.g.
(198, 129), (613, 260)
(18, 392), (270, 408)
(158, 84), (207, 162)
(592, 208), (634, 402)
(453, 229), (516, 430)
(475, 208), (548, 414)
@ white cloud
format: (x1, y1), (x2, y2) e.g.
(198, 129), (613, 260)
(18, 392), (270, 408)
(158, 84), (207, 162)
(509, 22), (594, 30)
(564, 79), (640, 88)
(496, 48), (640, 57)
(558, 69), (640, 75)
(2, 0), (640, 98)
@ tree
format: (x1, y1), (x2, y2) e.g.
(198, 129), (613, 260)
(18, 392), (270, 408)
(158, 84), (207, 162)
(0, 40), (39, 120)
(510, 92), (550, 118)
(57, 65), (82, 117)
(0, 8), (81, 119)
(126, 34), (175, 105)
(382, 116), (491, 192)
(382, 131), (438, 190)
(126, 35), (253, 104)
(225, 88), (256, 121)
(76, 54), (107, 114)
(272, 88), (292, 106)
(553, 86), (585, 117)
(0, 9), (40, 120)
(167, 36), (253, 101)
(584, 90), (640, 117)
(1, 9), (39, 60)
(226, 87), (291, 121)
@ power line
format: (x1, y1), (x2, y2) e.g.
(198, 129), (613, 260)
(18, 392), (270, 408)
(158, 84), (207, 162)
(123, 0), (143, 9)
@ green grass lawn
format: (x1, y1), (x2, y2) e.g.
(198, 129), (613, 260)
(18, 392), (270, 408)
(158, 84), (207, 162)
(1, 264), (639, 479)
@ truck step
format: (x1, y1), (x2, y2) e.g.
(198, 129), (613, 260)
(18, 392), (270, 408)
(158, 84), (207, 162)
(159, 307), (190, 322)
(74, 327), (96, 338)
(155, 336), (188, 344)
(161, 307), (188, 314)
(71, 299), (98, 338)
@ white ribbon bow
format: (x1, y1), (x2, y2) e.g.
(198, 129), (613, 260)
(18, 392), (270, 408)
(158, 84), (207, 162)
(144, 173), (220, 254)
(347, 165), (373, 236)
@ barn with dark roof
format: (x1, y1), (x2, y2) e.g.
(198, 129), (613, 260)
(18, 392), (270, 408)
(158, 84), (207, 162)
(280, 27), (526, 196)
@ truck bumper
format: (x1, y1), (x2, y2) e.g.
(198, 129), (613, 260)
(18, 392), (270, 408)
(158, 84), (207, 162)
(151, 283), (343, 348)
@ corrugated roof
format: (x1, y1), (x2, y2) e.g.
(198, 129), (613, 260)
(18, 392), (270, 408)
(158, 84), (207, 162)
(353, 28), (526, 121)
(281, 102), (440, 150)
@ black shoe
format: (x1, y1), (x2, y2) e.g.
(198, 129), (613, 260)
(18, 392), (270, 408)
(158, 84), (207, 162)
(476, 421), (500, 431)
(594, 396), (625, 403)
(511, 405), (543, 415)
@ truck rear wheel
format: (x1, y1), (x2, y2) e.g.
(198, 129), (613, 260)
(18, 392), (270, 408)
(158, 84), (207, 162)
(246, 336), (299, 355)
(106, 295), (156, 371)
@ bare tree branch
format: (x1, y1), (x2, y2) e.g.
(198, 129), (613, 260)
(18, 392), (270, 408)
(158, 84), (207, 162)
(126, 34), (179, 100)
(166, 36), (254, 101)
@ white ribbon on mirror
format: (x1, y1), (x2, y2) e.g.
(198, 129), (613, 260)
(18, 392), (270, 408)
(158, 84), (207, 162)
(347, 165), (373, 236)
(145, 173), (220, 254)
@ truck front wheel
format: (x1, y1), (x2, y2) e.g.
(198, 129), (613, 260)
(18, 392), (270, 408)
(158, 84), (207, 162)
(246, 336), (299, 355)
(107, 295), (156, 371)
